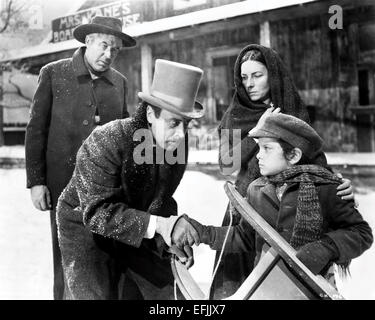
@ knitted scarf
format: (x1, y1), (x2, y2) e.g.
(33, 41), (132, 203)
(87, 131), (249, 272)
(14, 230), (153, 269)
(267, 165), (342, 249)
(218, 44), (310, 172)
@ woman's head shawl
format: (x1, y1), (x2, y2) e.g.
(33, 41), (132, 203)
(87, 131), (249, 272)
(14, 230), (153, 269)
(218, 44), (311, 174)
(219, 44), (309, 137)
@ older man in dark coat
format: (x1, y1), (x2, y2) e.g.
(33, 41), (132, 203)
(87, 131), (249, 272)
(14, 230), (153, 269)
(56, 59), (204, 299)
(25, 16), (136, 300)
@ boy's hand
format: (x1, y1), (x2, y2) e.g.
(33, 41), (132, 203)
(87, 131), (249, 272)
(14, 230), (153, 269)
(171, 215), (200, 247)
(296, 239), (338, 275)
(185, 216), (216, 246)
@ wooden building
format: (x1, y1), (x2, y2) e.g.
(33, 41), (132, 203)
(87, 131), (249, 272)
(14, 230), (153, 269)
(0, 0), (374, 152)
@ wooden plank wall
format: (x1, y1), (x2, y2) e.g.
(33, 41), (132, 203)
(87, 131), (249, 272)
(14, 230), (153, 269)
(115, 22), (259, 118)
(96, 1), (249, 116)
(270, 10), (360, 151)
(149, 24), (259, 119)
(113, 46), (141, 115)
(15, 1), (374, 152)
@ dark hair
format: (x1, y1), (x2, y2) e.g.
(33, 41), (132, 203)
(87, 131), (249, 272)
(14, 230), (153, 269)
(241, 49), (267, 66)
(141, 101), (162, 118)
(278, 139), (311, 165)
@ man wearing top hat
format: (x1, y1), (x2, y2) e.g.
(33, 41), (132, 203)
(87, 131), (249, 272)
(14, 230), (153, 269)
(56, 59), (204, 300)
(25, 16), (136, 299)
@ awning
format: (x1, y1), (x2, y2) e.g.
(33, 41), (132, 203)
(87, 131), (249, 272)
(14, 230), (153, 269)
(125, 0), (317, 37)
(1, 93), (30, 125)
(350, 105), (375, 114)
(0, 71), (37, 125)
(0, 0), (317, 63)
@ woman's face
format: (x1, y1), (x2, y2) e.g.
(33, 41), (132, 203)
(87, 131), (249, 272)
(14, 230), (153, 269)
(241, 60), (270, 103)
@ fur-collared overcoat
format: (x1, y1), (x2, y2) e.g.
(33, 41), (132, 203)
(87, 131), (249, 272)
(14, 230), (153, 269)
(56, 105), (188, 299)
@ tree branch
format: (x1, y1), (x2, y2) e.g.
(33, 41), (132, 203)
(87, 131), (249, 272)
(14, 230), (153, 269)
(0, 0), (13, 33)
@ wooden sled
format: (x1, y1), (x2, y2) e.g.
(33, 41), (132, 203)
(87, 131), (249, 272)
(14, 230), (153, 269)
(171, 181), (345, 300)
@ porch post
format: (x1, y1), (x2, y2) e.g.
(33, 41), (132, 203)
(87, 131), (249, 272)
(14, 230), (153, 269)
(260, 21), (271, 48)
(141, 43), (152, 94)
(0, 66), (4, 146)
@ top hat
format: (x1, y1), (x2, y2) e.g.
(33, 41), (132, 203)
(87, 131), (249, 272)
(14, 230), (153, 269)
(138, 59), (205, 119)
(248, 113), (323, 158)
(73, 16), (136, 47)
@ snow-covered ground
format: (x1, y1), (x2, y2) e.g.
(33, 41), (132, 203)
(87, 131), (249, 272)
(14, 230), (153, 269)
(0, 168), (374, 300)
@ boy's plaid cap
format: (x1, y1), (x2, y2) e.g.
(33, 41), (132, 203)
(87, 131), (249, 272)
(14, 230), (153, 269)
(248, 113), (323, 158)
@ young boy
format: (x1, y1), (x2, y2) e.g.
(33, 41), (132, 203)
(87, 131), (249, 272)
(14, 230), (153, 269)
(188, 113), (373, 281)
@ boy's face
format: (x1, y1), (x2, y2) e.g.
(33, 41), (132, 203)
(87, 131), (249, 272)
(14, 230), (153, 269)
(147, 107), (190, 151)
(256, 137), (291, 176)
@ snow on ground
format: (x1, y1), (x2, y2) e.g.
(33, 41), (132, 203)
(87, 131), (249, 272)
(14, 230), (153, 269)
(0, 168), (374, 300)
(0, 168), (52, 300)
(335, 191), (375, 300)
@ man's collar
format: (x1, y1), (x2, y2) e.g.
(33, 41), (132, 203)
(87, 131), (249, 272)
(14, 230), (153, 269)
(72, 47), (115, 84)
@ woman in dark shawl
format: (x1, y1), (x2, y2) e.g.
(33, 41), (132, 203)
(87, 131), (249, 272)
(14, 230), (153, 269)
(210, 44), (354, 299)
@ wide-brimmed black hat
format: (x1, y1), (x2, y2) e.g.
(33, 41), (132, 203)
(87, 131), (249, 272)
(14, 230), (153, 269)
(73, 16), (136, 47)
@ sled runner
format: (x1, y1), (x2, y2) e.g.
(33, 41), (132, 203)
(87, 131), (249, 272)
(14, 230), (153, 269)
(171, 181), (345, 300)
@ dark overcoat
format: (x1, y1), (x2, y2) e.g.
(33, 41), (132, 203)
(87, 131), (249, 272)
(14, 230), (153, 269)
(214, 177), (373, 274)
(25, 47), (129, 207)
(56, 105), (188, 299)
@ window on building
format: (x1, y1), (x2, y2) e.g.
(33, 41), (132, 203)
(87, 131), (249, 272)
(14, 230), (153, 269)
(358, 69), (370, 106)
(353, 20), (375, 152)
(206, 47), (244, 123)
(306, 105), (317, 125)
(211, 55), (237, 122)
(356, 67), (375, 152)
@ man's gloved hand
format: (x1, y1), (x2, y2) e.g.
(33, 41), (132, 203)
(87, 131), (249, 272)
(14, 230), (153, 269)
(156, 215), (199, 247)
(296, 238), (339, 275)
(169, 245), (194, 269)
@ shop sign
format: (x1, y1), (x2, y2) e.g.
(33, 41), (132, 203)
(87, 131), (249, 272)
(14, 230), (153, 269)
(51, 1), (142, 43)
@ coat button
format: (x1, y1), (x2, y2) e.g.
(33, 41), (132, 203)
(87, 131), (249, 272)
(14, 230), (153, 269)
(83, 120), (89, 126)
